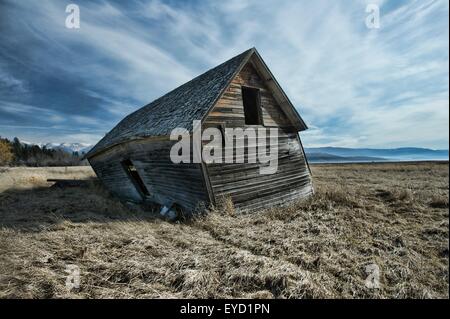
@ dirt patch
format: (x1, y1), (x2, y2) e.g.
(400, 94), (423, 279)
(0, 166), (95, 192)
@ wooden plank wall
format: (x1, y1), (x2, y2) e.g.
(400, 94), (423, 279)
(89, 138), (209, 213)
(203, 62), (313, 211)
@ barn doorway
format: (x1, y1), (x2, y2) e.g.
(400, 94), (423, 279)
(121, 159), (150, 197)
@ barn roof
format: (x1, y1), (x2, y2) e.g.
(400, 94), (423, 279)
(86, 48), (307, 158)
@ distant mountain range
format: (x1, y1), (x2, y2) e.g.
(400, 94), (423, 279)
(20, 142), (448, 163)
(21, 141), (93, 154)
(305, 152), (387, 163)
(304, 147), (449, 163)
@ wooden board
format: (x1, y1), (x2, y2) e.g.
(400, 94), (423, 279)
(203, 62), (313, 211)
(89, 137), (209, 213)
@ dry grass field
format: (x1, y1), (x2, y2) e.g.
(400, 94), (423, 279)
(0, 162), (448, 299)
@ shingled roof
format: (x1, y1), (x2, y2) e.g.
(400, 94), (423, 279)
(86, 48), (307, 158)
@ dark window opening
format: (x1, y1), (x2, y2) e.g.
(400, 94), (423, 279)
(242, 86), (262, 125)
(121, 159), (150, 197)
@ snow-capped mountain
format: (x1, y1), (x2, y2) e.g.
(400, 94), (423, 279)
(21, 141), (93, 154)
(44, 143), (93, 154)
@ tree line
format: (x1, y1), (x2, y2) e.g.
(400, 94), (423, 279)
(0, 137), (88, 167)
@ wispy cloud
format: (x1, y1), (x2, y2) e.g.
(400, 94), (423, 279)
(0, 69), (26, 93)
(0, 0), (448, 148)
(0, 100), (65, 123)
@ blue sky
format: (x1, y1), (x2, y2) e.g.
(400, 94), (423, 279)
(0, 0), (448, 149)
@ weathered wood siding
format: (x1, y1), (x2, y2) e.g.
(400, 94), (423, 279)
(203, 62), (313, 211)
(88, 138), (209, 213)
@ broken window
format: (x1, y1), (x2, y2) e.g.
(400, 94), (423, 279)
(242, 86), (262, 125)
(121, 159), (150, 197)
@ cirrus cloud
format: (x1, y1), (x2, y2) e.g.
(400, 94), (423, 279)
(0, 0), (448, 149)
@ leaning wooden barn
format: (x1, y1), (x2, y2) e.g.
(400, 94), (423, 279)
(85, 48), (313, 214)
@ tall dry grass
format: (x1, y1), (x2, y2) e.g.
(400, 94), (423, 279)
(0, 162), (448, 298)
